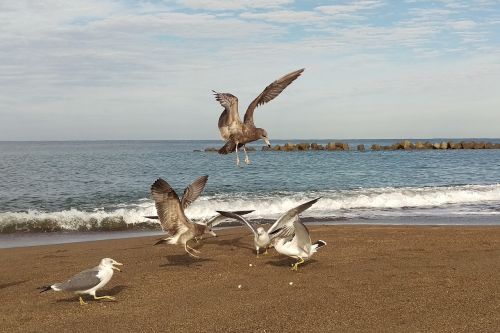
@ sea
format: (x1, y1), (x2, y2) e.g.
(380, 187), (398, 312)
(1, 139), (499, 248)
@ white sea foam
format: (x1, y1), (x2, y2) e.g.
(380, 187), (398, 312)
(1, 184), (499, 232)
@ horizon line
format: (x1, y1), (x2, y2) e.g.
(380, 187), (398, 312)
(1, 137), (500, 143)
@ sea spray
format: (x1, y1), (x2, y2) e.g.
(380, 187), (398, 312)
(1, 184), (499, 233)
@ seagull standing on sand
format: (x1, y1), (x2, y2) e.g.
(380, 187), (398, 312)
(217, 197), (324, 266)
(213, 68), (305, 166)
(151, 175), (216, 257)
(39, 258), (123, 305)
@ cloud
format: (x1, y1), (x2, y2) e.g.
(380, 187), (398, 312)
(176, 0), (293, 11)
(316, 1), (384, 16)
(240, 10), (321, 24)
(0, 0), (499, 139)
(447, 20), (477, 30)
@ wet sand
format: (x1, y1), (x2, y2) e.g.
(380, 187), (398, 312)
(1, 225), (499, 332)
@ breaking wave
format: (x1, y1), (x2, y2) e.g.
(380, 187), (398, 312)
(1, 184), (499, 233)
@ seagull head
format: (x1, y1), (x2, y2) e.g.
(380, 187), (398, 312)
(205, 225), (217, 237)
(257, 128), (271, 147)
(256, 227), (266, 236)
(100, 258), (124, 272)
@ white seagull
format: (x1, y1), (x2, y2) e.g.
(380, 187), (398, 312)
(39, 258), (123, 305)
(217, 197), (324, 266)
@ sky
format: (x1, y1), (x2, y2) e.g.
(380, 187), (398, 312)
(1, 0), (499, 140)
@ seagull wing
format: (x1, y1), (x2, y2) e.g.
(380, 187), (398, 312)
(244, 68), (304, 125)
(58, 267), (102, 292)
(151, 178), (192, 236)
(293, 218), (312, 252)
(216, 211), (258, 237)
(267, 197), (320, 240)
(206, 210), (254, 227)
(181, 175), (209, 210)
(213, 91), (242, 138)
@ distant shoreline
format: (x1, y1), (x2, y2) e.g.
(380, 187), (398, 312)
(1, 138), (500, 143)
(201, 139), (500, 152)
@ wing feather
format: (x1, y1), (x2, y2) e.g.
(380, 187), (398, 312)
(181, 175), (209, 210)
(206, 210), (254, 227)
(213, 91), (241, 127)
(216, 211), (258, 237)
(244, 68), (304, 125)
(151, 178), (192, 236)
(58, 267), (102, 292)
(267, 197), (320, 240)
(293, 218), (312, 252)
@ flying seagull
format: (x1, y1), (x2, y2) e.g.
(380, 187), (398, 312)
(217, 197), (322, 263)
(39, 258), (123, 305)
(144, 210), (254, 238)
(151, 176), (216, 257)
(213, 68), (305, 166)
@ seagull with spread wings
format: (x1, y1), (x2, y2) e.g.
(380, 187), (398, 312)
(217, 197), (325, 269)
(267, 198), (326, 271)
(150, 175), (214, 257)
(144, 210), (254, 239)
(213, 68), (305, 166)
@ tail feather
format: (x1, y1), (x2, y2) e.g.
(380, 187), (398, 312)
(218, 141), (236, 154)
(218, 141), (244, 154)
(38, 285), (52, 293)
(313, 240), (327, 248)
(311, 240), (327, 253)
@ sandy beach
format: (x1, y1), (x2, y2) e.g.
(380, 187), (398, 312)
(1, 225), (499, 332)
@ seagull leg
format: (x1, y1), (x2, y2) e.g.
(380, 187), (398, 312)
(185, 243), (200, 258)
(291, 257), (305, 271)
(243, 145), (251, 164)
(256, 247), (260, 258)
(186, 244), (201, 254)
(79, 296), (88, 306)
(94, 295), (116, 301)
(263, 248), (269, 255)
(235, 142), (240, 166)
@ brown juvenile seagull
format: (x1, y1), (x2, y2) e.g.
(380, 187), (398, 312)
(151, 175), (213, 257)
(213, 68), (305, 166)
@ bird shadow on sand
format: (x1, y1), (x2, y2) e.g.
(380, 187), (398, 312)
(0, 280), (28, 290)
(201, 235), (254, 252)
(160, 254), (213, 268)
(55, 285), (127, 303)
(265, 258), (318, 269)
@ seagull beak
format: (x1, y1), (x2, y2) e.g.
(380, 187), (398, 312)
(113, 262), (123, 272)
(264, 137), (271, 147)
(209, 230), (217, 237)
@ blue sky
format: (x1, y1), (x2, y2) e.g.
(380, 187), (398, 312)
(1, 0), (499, 140)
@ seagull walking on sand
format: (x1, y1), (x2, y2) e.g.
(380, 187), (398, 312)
(151, 175), (217, 257)
(213, 68), (305, 166)
(39, 258), (123, 305)
(217, 197), (324, 267)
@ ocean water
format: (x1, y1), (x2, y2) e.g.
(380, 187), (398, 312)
(1, 139), (499, 236)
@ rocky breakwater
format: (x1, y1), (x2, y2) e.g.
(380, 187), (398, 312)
(200, 140), (500, 152)
(371, 140), (500, 151)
